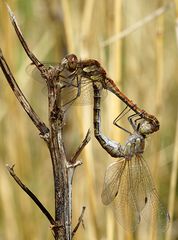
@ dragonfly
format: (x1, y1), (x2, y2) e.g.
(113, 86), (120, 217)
(28, 54), (159, 133)
(92, 82), (170, 232)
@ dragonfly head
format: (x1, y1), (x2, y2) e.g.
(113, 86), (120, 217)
(138, 120), (158, 136)
(61, 54), (78, 72)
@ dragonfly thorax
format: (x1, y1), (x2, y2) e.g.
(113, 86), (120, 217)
(124, 134), (145, 158)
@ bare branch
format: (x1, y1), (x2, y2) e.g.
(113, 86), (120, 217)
(4, 1), (44, 72)
(101, 2), (174, 47)
(72, 206), (86, 238)
(0, 49), (49, 139)
(70, 129), (91, 164)
(6, 164), (55, 226)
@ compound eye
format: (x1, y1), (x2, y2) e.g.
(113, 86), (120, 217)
(66, 54), (78, 71)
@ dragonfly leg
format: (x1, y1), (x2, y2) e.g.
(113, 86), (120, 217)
(134, 116), (143, 131)
(128, 114), (144, 132)
(62, 75), (82, 110)
(113, 106), (132, 134)
(60, 71), (78, 88)
(114, 106), (129, 122)
(128, 113), (138, 131)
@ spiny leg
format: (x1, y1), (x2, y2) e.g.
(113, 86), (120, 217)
(60, 70), (78, 87)
(128, 114), (143, 131)
(128, 113), (139, 131)
(113, 106), (132, 134)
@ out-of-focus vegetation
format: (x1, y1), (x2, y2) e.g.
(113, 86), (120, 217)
(0, 0), (177, 239)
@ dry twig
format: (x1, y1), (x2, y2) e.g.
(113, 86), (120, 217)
(6, 164), (55, 226)
(0, 49), (49, 139)
(70, 129), (91, 164)
(72, 206), (86, 238)
(5, 2), (44, 72)
(0, 3), (91, 240)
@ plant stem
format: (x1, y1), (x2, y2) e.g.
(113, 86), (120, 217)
(0, 3), (90, 239)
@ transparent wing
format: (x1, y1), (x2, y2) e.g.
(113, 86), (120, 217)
(101, 160), (126, 205)
(26, 62), (57, 83)
(112, 158), (141, 231)
(26, 63), (107, 106)
(61, 76), (93, 106)
(61, 76), (107, 106)
(101, 154), (169, 232)
(102, 155), (166, 232)
(128, 156), (149, 212)
(137, 156), (170, 232)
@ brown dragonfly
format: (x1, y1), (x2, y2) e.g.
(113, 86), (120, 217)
(93, 82), (170, 232)
(27, 55), (108, 107)
(28, 54), (159, 133)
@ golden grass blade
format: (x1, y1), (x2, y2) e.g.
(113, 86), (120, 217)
(165, 109), (178, 240)
(61, 0), (75, 52)
(174, 0), (178, 47)
(149, 13), (164, 240)
(106, 0), (124, 239)
(81, 0), (95, 41)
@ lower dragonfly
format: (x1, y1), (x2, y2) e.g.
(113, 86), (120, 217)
(93, 82), (170, 232)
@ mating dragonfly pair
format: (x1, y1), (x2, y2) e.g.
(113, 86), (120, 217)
(3, 2), (169, 234)
(31, 54), (170, 232)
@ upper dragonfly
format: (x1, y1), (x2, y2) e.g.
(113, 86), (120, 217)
(92, 82), (170, 232)
(5, 3), (159, 132)
(28, 54), (159, 133)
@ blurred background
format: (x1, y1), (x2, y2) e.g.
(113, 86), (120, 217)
(0, 0), (178, 239)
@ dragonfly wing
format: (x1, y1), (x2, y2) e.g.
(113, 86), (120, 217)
(129, 156), (150, 212)
(112, 158), (141, 231)
(101, 160), (125, 205)
(61, 77), (92, 106)
(138, 156), (170, 232)
(26, 63), (107, 106)
(61, 76), (107, 106)
(143, 189), (170, 232)
(26, 62), (57, 83)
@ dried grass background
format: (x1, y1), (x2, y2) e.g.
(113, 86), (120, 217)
(0, 0), (178, 239)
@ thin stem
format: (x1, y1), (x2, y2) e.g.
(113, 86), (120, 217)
(0, 49), (49, 139)
(4, 2), (44, 72)
(70, 129), (91, 163)
(72, 206), (86, 238)
(6, 164), (55, 226)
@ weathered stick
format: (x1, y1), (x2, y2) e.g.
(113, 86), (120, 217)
(6, 164), (55, 226)
(0, 3), (90, 240)
(72, 206), (86, 238)
(70, 129), (91, 164)
(5, 2), (44, 72)
(0, 49), (49, 139)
